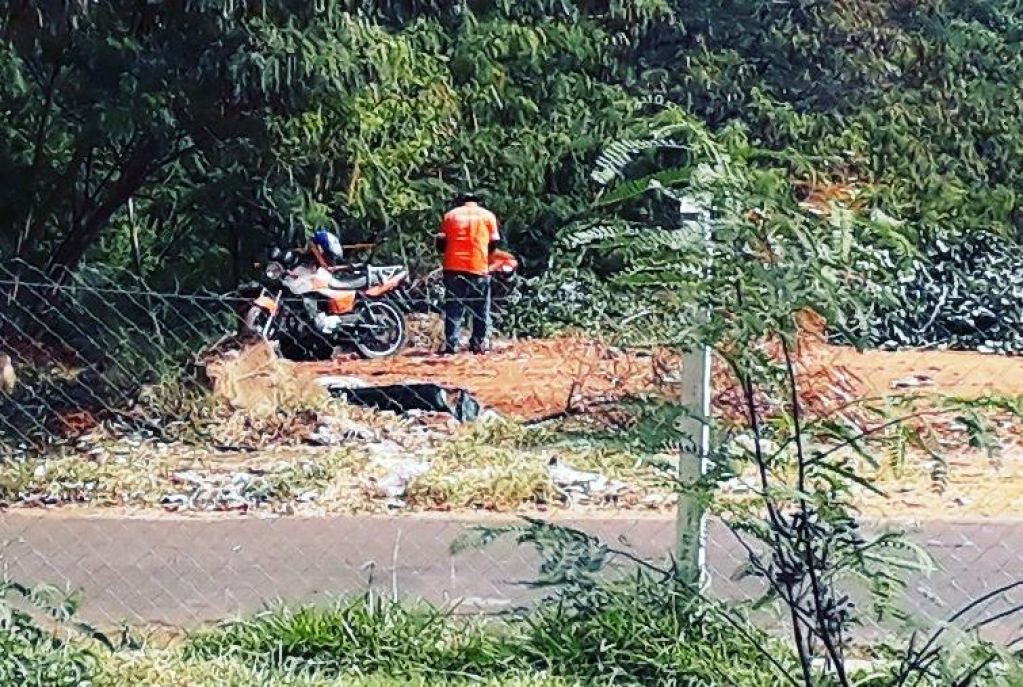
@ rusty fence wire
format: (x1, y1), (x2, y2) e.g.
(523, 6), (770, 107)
(1, 260), (1021, 645)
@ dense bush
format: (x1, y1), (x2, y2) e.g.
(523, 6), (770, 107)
(843, 230), (1023, 353)
(2, 0), (1019, 294)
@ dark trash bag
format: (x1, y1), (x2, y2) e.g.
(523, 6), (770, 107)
(328, 383), (481, 422)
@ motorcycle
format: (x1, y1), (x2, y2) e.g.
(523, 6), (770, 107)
(239, 247), (410, 361)
(409, 249), (521, 315)
(488, 250), (520, 307)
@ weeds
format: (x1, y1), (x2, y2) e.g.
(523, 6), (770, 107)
(185, 595), (513, 677)
(409, 418), (669, 510)
(99, 650), (578, 687)
(0, 578), (108, 687)
(181, 583), (801, 686)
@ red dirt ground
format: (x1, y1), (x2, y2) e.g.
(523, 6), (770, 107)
(309, 338), (649, 420)
(307, 338), (1023, 421)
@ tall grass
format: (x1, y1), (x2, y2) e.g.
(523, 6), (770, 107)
(184, 579), (798, 686)
(185, 595), (515, 677)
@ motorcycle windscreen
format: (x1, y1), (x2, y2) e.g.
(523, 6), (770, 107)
(365, 275), (406, 297)
(326, 291), (357, 314)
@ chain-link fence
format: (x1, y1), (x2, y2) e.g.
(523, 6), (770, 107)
(1, 261), (1021, 645)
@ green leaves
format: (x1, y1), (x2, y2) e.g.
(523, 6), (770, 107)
(0, 575), (110, 686)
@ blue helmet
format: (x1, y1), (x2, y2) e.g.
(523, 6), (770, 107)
(310, 228), (343, 265)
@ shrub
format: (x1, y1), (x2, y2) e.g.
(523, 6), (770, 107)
(0, 580), (102, 687)
(842, 230), (1023, 353)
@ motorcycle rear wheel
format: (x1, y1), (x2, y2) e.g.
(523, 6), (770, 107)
(353, 300), (408, 359)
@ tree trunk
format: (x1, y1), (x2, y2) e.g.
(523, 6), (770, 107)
(46, 136), (162, 282)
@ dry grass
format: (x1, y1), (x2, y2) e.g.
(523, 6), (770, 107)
(404, 418), (672, 511)
(859, 447), (1023, 520)
(0, 440), (368, 513)
(3, 390), (1019, 518)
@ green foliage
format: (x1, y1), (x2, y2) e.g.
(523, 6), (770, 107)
(0, 1), (661, 289)
(515, 573), (798, 686)
(547, 106), (1023, 686)
(660, 0), (1022, 235)
(0, 577), (107, 687)
(99, 655), (576, 687)
(841, 228), (1023, 352)
(184, 582), (801, 686)
(7, 0), (1016, 298)
(185, 594), (513, 677)
(0, 0), (1015, 378)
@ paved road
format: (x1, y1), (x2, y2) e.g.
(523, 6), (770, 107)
(1, 512), (1020, 639)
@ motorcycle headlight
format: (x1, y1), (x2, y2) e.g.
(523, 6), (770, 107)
(265, 261), (284, 280)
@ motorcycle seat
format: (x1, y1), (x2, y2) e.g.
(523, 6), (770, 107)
(329, 275), (368, 290)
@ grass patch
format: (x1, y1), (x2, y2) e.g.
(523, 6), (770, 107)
(0, 444), (368, 512)
(185, 595), (513, 676)
(406, 418), (671, 510)
(98, 651), (577, 687)
(182, 581), (802, 686)
(5, 575), (1019, 687)
(511, 575), (799, 687)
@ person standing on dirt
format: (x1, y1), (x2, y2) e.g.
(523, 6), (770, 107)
(436, 192), (501, 355)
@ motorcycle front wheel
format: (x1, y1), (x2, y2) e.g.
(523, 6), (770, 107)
(243, 305), (276, 337)
(353, 300), (408, 359)
(245, 305), (334, 361)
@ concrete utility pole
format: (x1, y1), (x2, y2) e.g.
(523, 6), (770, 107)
(675, 342), (711, 587)
(674, 197), (712, 588)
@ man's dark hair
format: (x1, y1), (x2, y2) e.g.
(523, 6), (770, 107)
(454, 191), (483, 206)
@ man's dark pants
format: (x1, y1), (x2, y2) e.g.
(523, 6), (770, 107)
(443, 271), (491, 353)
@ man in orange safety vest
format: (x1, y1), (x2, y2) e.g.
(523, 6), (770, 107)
(435, 192), (501, 355)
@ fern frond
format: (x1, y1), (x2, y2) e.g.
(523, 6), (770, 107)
(596, 166), (694, 207)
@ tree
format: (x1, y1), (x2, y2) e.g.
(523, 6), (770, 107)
(0, 1), (275, 283)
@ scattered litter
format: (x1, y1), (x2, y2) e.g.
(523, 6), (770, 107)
(366, 440), (410, 462)
(160, 494), (190, 510)
(891, 374), (937, 389)
(171, 470), (206, 487)
(547, 455), (630, 503)
(309, 417), (378, 445)
(161, 467), (310, 513)
(315, 376), (368, 389)
(478, 408), (504, 423)
(364, 457), (432, 508)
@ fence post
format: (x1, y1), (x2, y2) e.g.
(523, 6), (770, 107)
(674, 199), (712, 588)
(675, 341), (712, 587)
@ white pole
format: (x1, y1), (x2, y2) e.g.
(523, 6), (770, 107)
(675, 341), (711, 587)
(675, 203), (712, 588)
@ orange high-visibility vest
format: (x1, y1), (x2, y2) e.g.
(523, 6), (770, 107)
(439, 203), (500, 275)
